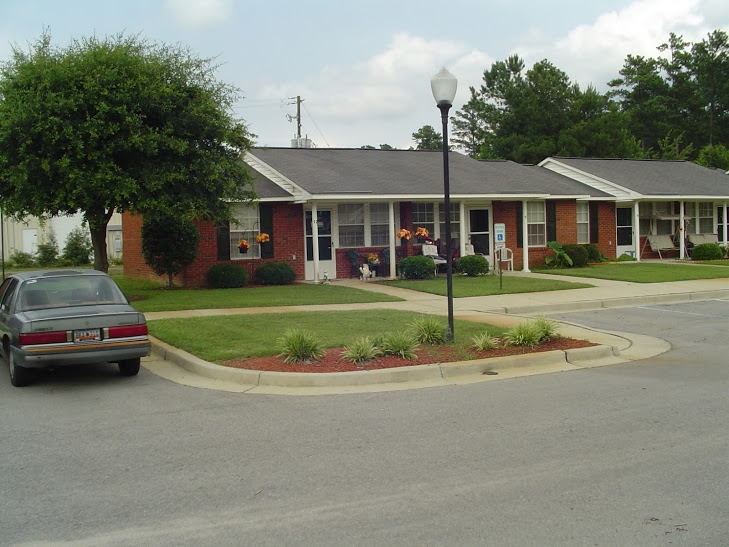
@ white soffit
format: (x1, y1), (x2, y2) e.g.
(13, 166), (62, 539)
(244, 151), (312, 203)
(540, 158), (638, 200)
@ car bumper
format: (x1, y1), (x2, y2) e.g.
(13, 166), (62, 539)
(11, 339), (151, 369)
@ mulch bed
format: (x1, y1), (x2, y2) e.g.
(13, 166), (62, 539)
(223, 337), (596, 373)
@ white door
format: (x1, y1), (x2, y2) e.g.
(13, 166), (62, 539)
(22, 229), (38, 255)
(305, 210), (336, 280)
(468, 208), (493, 266)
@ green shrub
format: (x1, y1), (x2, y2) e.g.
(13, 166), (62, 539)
(276, 329), (326, 364)
(503, 321), (543, 348)
(563, 244), (589, 268)
(342, 337), (381, 365)
(691, 242), (723, 261)
(472, 331), (499, 351)
(616, 253), (636, 261)
(36, 232), (59, 267)
(379, 331), (419, 360)
(544, 241), (573, 268)
(206, 263), (248, 288)
(455, 254), (489, 276)
(409, 316), (448, 345)
(62, 226), (93, 266)
(9, 251), (35, 268)
(399, 255), (436, 279)
(531, 316), (559, 341)
(254, 261), (297, 285)
(582, 243), (603, 263)
(722, 245), (729, 258)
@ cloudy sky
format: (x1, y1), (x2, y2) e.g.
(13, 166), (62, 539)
(1, 0), (727, 150)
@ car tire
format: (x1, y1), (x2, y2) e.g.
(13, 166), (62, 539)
(8, 352), (32, 387)
(118, 358), (141, 377)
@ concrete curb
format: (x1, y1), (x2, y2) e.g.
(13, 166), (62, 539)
(146, 333), (637, 395)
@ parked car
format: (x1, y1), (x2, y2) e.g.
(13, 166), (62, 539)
(0, 270), (151, 387)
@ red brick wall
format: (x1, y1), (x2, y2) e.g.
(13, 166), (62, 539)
(492, 200), (618, 269)
(122, 204), (307, 288)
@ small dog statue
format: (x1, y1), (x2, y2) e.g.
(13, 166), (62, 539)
(359, 263), (372, 281)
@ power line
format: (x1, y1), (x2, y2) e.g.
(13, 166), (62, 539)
(302, 101), (330, 147)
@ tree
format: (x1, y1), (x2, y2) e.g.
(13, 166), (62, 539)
(695, 144), (729, 170)
(411, 125), (443, 150)
(0, 31), (254, 273)
(141, 213), (200, 287)
(61, 226), (94, 266)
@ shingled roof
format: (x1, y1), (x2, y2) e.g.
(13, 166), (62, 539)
(541, 157), (729, 199)
(244, 147), (610, 201)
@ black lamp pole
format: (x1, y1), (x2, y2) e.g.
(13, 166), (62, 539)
(431, 67), (457, 342)
(438, 102), (454, 341)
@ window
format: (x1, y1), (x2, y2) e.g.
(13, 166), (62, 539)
(370, 203), (390, 246)
(527, 201), (546, 247)
(438, 202), (460, 241)
(684, 202), (696, 234)
(338, 204), (365, 247)
(412, 203), (435, 238)
(699, 202), (714, 233)
(230, 204), (261, 259)
(576, 202), (589, 244)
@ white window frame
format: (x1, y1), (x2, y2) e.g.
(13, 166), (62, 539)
(699, 202), (714, 234)
(230, 204), (261, 259)
(576, 202), (589, 244)
(369, 203), (390, 246)
(527, 201), (546, 247)
(338, 203), (365, 247)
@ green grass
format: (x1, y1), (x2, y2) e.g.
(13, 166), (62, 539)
(534, 262), (729, 283)
(148, 310), (504, 363)
(382, 275), (592, 297)
(113, 277), (402, 312)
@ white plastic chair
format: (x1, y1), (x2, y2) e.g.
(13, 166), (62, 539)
(499, 247), (514, 271)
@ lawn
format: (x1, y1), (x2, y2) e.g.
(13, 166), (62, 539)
(382, 275), (592, 297)
(113, 276), (402, 312)
(148, 310), (502, 363)
(533, 262), (729, 283)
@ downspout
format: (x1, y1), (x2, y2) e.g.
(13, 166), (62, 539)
(679, 201), (685, 259)
(633, 202), (641, 262)
(522, 200), (530, 272)
(459, 201), (466, 257)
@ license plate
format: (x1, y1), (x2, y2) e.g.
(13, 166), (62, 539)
(74, 329), (101, 342)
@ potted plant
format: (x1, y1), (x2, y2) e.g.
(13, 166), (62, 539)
(397, 228), (411, 245)
(415, 226), (429, 243)
(237, 239), (250, 254)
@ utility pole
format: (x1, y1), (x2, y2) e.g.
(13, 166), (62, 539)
(287, 96), (303, 139)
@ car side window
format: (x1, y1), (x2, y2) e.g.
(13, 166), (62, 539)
(0, 279), (19, 313)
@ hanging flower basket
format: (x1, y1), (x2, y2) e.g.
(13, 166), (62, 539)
(237, 239), (250, 254)
(414, 226), (429, 243)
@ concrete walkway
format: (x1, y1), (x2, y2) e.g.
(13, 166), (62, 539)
(142, 270), (729, 395)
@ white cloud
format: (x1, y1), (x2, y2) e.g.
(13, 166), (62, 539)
(165, 0), (233, 29)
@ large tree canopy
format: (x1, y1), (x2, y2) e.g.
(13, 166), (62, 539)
(0, 31), (254, 272)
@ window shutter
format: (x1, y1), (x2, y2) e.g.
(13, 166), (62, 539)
(216, 225), (230, 260)
(516, 202), (523, 248)
(546, 201), (557, 242)
(260, 205), (274, 259)
(589, 202), (599, 243)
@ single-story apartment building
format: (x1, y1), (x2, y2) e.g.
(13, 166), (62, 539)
(122, 148), (729, 287)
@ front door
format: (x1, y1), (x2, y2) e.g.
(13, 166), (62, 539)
(468, 209), (492, 266)
(616, 207), (634, 257)
(305, 210), (335, 280)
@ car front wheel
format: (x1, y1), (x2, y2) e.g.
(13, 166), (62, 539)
(9, 352), (32, 387)
(118, 358), (141, 377)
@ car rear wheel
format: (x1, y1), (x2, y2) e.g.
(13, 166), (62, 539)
(118, 358), (141, 377)
(9, 352), (32, 387)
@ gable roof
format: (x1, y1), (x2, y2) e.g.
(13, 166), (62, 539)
(245, 147), (609, 201)
(540, 157), (729, 200)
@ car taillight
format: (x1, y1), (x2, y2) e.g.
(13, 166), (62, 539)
(19, 331), (69, 345)
(106, 325), (148, 339)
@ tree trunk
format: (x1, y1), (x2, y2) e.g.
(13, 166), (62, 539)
(89, 222), (109, 273)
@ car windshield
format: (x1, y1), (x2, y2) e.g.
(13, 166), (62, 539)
(18, 276), (128, 311)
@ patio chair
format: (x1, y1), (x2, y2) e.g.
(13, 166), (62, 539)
(381, 248), (401, 277)
(346, 249), (363, 278)
(421, 244), (447, 274)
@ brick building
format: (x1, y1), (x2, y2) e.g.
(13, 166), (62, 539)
(122, 149), (729, 287)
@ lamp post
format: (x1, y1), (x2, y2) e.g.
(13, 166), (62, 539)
(431, 67), (457, 341)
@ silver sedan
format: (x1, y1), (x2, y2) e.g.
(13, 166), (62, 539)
(0, 269), (150, 387)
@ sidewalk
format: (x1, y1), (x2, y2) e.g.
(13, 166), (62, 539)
(142, 271), (729, 395)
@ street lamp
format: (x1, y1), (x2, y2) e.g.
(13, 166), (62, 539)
(431, 67), (457, 341)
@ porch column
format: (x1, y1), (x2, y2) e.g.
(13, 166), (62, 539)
(459, 201), (466, 257)
(723, 202), (728, 244)
(388, 201), (396, 278)
(633, 202), (641, 262)
(521, 200), (530, 272)
(311, 203), (320, 281)
(679, 201), (685, 259)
